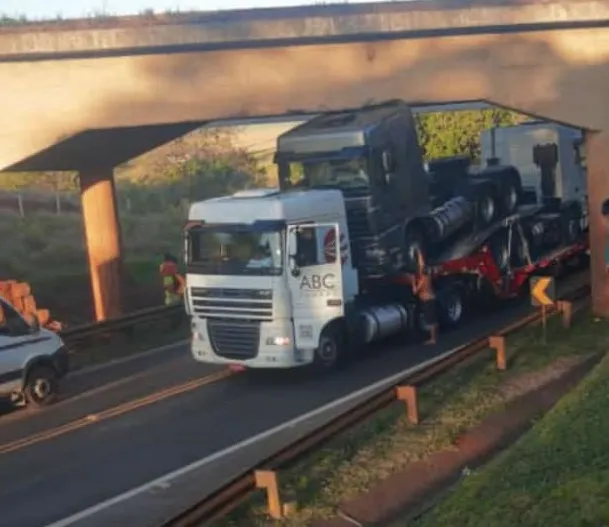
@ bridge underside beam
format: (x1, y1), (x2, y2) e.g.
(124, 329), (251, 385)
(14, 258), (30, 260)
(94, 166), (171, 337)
(79, 167), (123, 321)
(7, 122), (205, 322)
(586, 131), (609, 317)
(5, 121), (203, 172)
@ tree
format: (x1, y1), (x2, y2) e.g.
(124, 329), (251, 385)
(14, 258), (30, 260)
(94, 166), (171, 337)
(0, 109), (527, 200)
(115, 127), (269, 214)
(415, 109), (526, 162)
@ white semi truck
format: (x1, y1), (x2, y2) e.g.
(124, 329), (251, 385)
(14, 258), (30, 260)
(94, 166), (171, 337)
(480, 120), (587, 212)
(185, 101), (588, 371)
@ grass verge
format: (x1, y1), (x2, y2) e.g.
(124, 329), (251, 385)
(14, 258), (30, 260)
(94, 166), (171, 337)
(408, 324), (609, 527)
(217, 307), (609, 527)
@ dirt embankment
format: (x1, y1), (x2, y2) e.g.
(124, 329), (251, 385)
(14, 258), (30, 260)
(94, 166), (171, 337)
(33, 273), (164, 326)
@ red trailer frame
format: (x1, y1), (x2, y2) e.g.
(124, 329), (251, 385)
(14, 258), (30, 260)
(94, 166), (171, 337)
(427, 239), (588, 299)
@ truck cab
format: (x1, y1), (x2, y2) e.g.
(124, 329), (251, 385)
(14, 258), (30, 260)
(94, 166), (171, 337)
(480, 121), (587, 217)
(186, 188), (359, 369)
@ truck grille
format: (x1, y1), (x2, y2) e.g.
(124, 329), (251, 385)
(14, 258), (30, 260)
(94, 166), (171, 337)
(207, 320), (260, 360)
(346, 208), (374, 239)
(190, 287), (272, 321)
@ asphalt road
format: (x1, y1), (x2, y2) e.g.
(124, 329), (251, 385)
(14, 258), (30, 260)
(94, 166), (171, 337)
(0, 276), (584, 527)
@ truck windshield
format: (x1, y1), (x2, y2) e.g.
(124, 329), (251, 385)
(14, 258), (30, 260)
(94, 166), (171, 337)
(187, 226), (283, 276)
(282, 157), (370, 192)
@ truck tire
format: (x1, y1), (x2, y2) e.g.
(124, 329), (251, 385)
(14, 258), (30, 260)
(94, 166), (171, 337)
(562, 216), (582, 244)
(313, 325), (345, 372)
(521, 224), (541, 261)
(23, 365), (58, 408)
(510, 229), (530, 267)
(489, 231), (510, 270)
(501, 179), (520, 215)
(477, 193), (496, 226)
(437, 285), (465, 328)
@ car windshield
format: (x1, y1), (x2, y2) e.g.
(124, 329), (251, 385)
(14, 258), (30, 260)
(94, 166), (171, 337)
(187, 226), (283, 276)
(282, 157), (370, 192)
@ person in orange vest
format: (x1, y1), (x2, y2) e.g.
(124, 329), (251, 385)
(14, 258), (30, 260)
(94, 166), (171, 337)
(411, 248), (438, 345)
(159, 253), (185, 306)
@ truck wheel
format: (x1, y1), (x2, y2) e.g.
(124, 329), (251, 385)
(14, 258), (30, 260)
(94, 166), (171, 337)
(490, 231), (510, 270)
(562, 217), (581, 244)
(502, 181), (519, 215)
(478, 194), (496, 226)
(23, 366), (58, 408)
(510, 229), (530, 267)
(313, 326), (344, 372)
(438, 286), (465, 328)
(521, 224), (540, 262)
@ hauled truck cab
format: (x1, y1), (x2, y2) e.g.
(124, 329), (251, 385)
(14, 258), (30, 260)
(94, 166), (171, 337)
(186, 189), (361, 369)
(275, 100), (523, 277)
(481, 120), (588, 226)
(480, 121), (588, 266)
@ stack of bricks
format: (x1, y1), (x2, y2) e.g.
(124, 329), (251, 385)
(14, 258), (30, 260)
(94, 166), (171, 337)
(0, 280), (58, 330)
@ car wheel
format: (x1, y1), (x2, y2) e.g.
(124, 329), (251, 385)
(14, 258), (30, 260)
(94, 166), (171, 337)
(23, 366), (58, 408)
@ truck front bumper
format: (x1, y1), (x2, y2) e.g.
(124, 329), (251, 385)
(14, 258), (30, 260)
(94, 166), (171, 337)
(190, 319), (315, 369)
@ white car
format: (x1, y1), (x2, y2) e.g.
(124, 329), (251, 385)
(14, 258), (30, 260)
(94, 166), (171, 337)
(0, 297), (69, 407)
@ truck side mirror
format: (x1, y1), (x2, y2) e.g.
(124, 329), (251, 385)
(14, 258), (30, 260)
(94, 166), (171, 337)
(289, 256), (300, 277)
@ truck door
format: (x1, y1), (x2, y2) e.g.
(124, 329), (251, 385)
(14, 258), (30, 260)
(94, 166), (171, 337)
(286, 223), (345, 350)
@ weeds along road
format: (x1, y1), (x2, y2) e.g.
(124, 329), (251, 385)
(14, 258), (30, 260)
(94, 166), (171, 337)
(0, 272), (587, 527)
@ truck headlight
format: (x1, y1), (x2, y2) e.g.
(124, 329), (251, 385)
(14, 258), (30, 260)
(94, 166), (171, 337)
(266, 336), (291, 346)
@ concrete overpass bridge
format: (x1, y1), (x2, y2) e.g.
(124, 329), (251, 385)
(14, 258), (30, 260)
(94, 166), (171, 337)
(1, 0), (609, 321)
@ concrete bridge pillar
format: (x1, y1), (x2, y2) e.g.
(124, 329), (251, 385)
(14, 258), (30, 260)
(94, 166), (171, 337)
(586, 130), (609, 318)
(79, 167), (124, 321)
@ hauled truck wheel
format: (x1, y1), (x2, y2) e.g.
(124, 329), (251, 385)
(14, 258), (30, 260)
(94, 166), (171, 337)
(501, 179), (520, 215)
(561, 214), (582, 245)
(462, 179), (498, 227)
(477, 194), (496, 225)
(489, 230), (510, 271)
(511, 228), (530, 268)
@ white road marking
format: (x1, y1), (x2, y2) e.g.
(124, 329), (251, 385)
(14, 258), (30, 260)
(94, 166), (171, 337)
(47, 343), (465, 527)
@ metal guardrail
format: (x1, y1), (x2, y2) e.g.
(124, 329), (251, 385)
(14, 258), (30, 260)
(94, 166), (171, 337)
(160, 281), (591, 527)
(59, 303), (185, 345)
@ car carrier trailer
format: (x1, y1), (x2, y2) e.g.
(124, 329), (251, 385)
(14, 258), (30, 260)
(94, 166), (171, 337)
(391, 208), (589, 331)
(185, 101), (588, 371)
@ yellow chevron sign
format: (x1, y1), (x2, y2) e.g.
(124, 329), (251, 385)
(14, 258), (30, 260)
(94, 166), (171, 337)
(530, 276), (556, 307)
